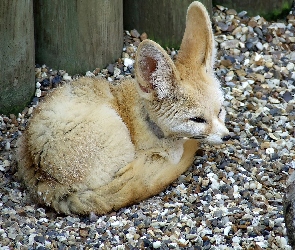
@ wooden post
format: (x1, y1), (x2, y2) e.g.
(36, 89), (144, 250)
(0, 0), (35, 115)
(34, 0), (123, 75)
(212, 0), (293, 20)
(123, 0), (213, 48)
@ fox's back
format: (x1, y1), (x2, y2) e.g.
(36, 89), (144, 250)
(18, 78), (136, 201)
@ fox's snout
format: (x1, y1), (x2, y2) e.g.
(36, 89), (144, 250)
(202, 119), (231, 145)
(219, 123), (231, 143)
(205, 132), (231, 145)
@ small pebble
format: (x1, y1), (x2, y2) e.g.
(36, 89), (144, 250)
(124, 58), (134, 67)
(63, 73), (72, 81)
(5, 141), (10, 150)
(153, 241), (161, 248)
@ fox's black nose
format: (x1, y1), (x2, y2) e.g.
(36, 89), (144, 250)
(222, 135), (231, 141)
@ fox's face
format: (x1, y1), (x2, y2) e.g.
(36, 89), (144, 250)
(134, 2), (230, 146)
(143, 75), (230, 145)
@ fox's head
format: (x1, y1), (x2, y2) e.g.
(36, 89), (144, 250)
(134, 1), (230, 145)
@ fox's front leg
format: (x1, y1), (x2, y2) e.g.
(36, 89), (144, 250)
(137, 139), (199, 193)
(95, 139), (199, 213)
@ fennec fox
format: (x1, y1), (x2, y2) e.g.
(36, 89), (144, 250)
(17, 1), (230, 215)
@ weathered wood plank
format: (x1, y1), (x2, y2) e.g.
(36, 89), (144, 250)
(34, 0), (123, 75)
(0, 0), (35, 114)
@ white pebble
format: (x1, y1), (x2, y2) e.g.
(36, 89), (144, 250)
(125, 233), (134, 240)
(232, 236), (241, 243)
(266, 148), (275, 154)
(255, 42), (263, 51)
(244, 58), (250, 66)
(36, 82), (41, 88)
(210, 178), (220, 189)
(276, 236), (288, 248)
(63, 73), (72, 81)
(220, 39), (240, 49)
(287, 62), (294, 71)
(117, 245), (125, 250)
(116, 75), (124, 80)
(249, 182), (257, 190)
(270, 23), (286, 29)
(256, 241), (268, 248)
(274, 217), (284, 226)
(186, 218), (196, 228)
(5, 141), (10, 151)
(111, 220), (121, 227)
(224, 226), (232, 236)
(269, 220), (275, 228)
(178, 238), (187, 245)
(35, 89), (42, 97)
(254, 52), (262, 61)
(85, 71), (95, 77)
(3, 160), (10, 167)
(241, 27), (249, 33)
(233, 185), (240, 198)
(153, 241), (161, 248)
(124, 58), (134, 67)
(114, 67), (121, 78)
(225, 75), (234, 82)
(247, 226), (254, 233)
(28, 233), (38, 245)
(38, 218), (48, 223)
(169, 243), (178, 248)
(215, 194), (222, 200)
(241, 81), (249, 88)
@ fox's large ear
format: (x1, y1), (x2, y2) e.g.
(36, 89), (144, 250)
(175, 1), (215, 75)
(135, 40), (179, 100)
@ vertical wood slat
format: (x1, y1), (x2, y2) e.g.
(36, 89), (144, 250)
(34, 0), (123, 75)
(0, 0), (35, 114)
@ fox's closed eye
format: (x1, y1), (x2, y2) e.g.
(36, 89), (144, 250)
(189, 117), (207, 123)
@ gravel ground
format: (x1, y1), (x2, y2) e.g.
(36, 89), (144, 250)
(1, 5), (295, 250)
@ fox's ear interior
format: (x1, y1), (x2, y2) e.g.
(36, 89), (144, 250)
(175, 1), (215, 74)
(135, 39), (178, 100)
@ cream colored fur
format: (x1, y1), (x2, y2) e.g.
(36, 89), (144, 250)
(16, 2), (230, 215)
